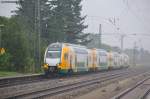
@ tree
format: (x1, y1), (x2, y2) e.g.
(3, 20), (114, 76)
(15, 0), (51, 69)
(0, 53), (11, 71)
(0, 16), (33, 72)
(16, 0), (51, 41)
(13, 0), (90, 72)
(50, 0), (89, 44)
(15, 0), (90, 44)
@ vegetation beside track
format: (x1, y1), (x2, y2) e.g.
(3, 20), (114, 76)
(0, 71), (42, 77)
(0, 71), (21, 77)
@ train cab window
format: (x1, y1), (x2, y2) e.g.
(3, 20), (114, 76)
(46, 51), (61, 58)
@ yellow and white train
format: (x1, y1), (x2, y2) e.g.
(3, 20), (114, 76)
(43, 42), (130, 75)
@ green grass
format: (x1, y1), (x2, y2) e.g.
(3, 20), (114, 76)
(0, 71), (21, 77)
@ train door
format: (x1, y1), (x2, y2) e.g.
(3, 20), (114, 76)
(107, 52), (113, 69)
(91, 49), (97, 71)
(99, 51), (108, 70)
(74, 48), (88, 72)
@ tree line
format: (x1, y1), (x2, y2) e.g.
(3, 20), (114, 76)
(0, 0), (150, 73)
(0, 0), (90, 73)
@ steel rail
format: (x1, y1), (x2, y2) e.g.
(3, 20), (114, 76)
(141, 89), (150, 99)
(13, 71), (132, 99)
(0, 67), (149, 99)
(0, 74), (44, 88)
(0, 68), (127, 88)
(113, 76), (150, 99)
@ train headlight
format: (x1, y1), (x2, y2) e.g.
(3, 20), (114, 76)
(56, 63), (60, 66)
(43, 63), (49, 70)
(56, 63), (61, 68)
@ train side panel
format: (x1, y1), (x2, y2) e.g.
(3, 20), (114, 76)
(59, 44), (89, 74)
(73, 47), (88, 72)
(107, 52), (114, 69)
(98, 49), (108, 70)
(43, 42), (130, 75)
(89, 49), (98, 71)
(58, 45), (70, 73)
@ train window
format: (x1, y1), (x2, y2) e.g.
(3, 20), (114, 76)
(48, 43), (62, 51)
(87, 57), (88, 66)
(64, 53), (68, 60)
(74, 48), (88, 54)
(100, 52), (107, 56)
(89, 56), (91, 61)
(99, 58), (100, 65)
(46, 51), (61, 58)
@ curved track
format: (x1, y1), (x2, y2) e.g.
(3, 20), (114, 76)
(16, 72), (128, 99)
(113, 76), (150, 99)
(7, 67), (150, 99)
(0, 66), (150, 99)
(0, 69), (127, 88)
(141, 89), (150, 99)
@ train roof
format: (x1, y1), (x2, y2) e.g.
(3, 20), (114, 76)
(63, 43), (87, 49)
(49, 42), (87, 49)
(48, 42), (62, 46)
(95, 49), (107, 52)
(48, 43), (125, 55)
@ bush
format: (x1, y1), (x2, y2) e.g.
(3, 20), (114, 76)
(0, 53), (11, 71)
(24, 57), (35, 73)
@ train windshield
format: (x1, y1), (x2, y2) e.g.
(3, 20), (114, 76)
(46, 51), (61, 58)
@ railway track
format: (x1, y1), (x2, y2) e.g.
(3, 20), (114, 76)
(9, 71), (129, 99)
(0, 74), (45, 88)
(0, 69), (129, 98)
(141, 89), (150, 99)
(14, 73), (125, 99)
(8, 68), (150, 99)
(112, 76), (150, 99)
(0, 66), (150, 99)
(0, 68), (127, 88)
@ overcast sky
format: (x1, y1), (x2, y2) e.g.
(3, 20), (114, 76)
(0, 0), (150, 51)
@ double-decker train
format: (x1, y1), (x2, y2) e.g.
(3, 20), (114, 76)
(43, 42), (130, 75)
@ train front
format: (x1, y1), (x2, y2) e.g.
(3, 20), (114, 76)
(43, 43), (62, 75)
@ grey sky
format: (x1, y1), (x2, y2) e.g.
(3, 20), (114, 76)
(0, 0), (17, 17)
(82, 0), (150, 51)
(0, 0), (150, 51)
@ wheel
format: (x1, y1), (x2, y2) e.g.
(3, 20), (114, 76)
(44, 70), (50, 78)
(68, 69), (73, 76)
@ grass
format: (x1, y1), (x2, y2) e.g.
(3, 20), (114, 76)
(0, 71), (43, 77)
(0, 71), (21, 77)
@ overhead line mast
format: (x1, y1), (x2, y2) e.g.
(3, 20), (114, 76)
(99, 24), (102, 48)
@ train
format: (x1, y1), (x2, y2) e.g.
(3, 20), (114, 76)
(43, 42), (130, 75)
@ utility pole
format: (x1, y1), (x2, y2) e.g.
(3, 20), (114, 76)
(133, 42), (137, 66)
(139, 39), (142, 63)
(34, 0), (41, 69)
(120, 34), (126, 52)
(0, 24), (4, 48)
(37, 0), (41, 68)
(99, 24), (102, 48)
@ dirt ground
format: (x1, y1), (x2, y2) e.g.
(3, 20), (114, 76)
(74, 73), (149, 99)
